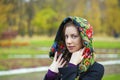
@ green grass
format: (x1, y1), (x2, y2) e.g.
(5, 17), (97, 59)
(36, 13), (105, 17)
(103, 74), (120, 80)
(0, 40), (120, 56)
(0, 73), (120, 80)
(30, 38), (120, 49)
(30, 39), (120, 49)
(0, 46), (49, 54)
(0, 72), (46, 80)
(0, 37), (120, 59)
(93, 41), (120, 49)
(30, 39), (54, 47)
(0, 36), (120, 71)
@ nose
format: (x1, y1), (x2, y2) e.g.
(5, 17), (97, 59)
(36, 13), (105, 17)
(66, 37), (72, 44)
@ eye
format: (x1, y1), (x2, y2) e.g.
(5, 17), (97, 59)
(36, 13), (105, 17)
(71, 35), (78, 39)
(65, 35), (68, 39)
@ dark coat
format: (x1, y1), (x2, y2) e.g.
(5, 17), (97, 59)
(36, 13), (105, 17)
(44, 62), (104, 80)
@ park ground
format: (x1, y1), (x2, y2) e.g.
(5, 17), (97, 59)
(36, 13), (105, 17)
(0, 35), (120, 80)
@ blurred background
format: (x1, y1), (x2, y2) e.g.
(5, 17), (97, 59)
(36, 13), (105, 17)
(0, 0), (120, 80)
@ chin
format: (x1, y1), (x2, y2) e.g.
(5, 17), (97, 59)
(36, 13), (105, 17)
(68, 50), (76, 53)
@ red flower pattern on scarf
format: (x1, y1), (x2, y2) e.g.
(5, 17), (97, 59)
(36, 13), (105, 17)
(83, 48), (90, 58)
(86, 26), (93, 39)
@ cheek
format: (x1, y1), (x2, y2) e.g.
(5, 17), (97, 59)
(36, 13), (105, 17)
(76, 39), (83, 48)
(65, 40), (67, 45)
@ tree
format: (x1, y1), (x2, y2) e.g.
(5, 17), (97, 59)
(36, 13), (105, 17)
(104, 0), (120, 36)
(32, 8), (57, 36)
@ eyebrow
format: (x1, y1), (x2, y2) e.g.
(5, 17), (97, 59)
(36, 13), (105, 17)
(65, 32), (79, 34)
(65, 33), (79, 36)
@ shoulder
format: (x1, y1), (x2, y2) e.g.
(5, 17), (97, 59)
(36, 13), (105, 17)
(90, 62), (104, 72)
(80, 62), (104, 80)
(88, 61), (104, 77)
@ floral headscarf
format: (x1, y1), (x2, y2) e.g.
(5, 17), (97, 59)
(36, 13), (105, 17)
(49, 16), (94, 73)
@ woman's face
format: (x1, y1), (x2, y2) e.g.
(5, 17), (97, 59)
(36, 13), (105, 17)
(64, 25), (83, 53)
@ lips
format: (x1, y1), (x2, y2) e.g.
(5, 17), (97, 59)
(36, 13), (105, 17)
(67, 46), (75, 50)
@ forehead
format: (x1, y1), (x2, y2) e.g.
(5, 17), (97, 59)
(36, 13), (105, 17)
(65, 25), (79, 34)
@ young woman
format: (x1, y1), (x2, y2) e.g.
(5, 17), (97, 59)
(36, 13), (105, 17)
(43, 16), (104, 80)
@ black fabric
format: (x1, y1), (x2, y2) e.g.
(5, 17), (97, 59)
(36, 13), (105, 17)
(79, 62), (104, 80)
(58, 66), (78, 80)
(43, 62), (104, 80)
